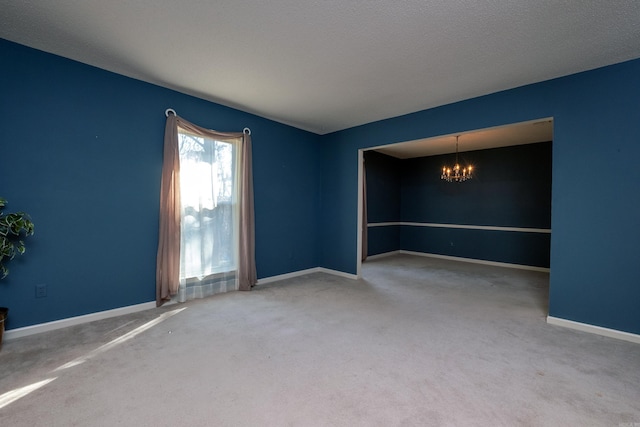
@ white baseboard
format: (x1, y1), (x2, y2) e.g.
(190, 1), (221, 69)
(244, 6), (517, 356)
(317, 267), (358, 280)
(365, 251), (402, 261)
(399, 250), (551, 273)
(256, 268), (322, 285)
(256, 266), (358, 286)
(6, 268), (361, 340)
(547, 316), (640, 345)
(4, 301), (156, 340)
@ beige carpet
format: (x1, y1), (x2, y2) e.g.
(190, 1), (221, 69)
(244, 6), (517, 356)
(1, 254), (639, 426)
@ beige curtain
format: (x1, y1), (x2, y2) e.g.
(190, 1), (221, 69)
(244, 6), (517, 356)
(156, 114), (256, 306)
(361, 158), (368, 262)
(156, 115), (181, 306)
(238, 126), (257, 291)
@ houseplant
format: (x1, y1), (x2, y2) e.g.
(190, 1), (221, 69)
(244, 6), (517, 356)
(0, 197), (35, 348)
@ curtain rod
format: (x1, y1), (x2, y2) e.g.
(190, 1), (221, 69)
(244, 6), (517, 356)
(165, 108), (251, 135)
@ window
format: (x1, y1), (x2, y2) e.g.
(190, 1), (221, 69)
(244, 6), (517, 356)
(178, 127), (239, 291)
(156, 112), (255, 306)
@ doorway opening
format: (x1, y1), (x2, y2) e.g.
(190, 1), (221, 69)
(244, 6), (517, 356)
(356, 118), (553, 301)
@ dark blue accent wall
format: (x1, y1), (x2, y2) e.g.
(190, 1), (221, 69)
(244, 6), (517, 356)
(367, 226), (401, 256)
(401, 143), (552, 227)
(365, 143), (551, 266)
(0, 39), (321, 329)
(400, 227), (550, 267)
(363, 151), (401, 256)
(394, 142), (551, 267)
(364, 151), (401, 223)
(321, 59), (640, 335)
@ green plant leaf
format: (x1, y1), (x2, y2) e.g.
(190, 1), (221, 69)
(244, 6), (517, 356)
(0, 198), (34, 280)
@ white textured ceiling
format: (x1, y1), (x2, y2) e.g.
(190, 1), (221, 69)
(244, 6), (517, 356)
(1, 1), (640, 135)
(373, 118), (553, 159)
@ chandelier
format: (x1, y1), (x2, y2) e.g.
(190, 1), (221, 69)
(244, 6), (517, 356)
(441, 135), (473, 182)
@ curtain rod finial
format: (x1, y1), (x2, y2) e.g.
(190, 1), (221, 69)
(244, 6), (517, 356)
(165, 108), (176, 117)
(243, 127), (251, 135)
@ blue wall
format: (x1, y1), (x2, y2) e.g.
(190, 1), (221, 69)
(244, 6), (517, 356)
(321, 59), (640, 335)
(0, 39), (321, 329)
(401, 143), (552, 228)
(364, 151), (401, 223)
(365, 143), (552, 266)
(401, 227), (551, 267)
(402, 142), (551, 266)
(2, 37), (639, 336)
(364, 151), (401, 256)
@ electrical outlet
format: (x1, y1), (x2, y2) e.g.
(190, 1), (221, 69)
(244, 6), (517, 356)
(35, 284), (47, 298)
